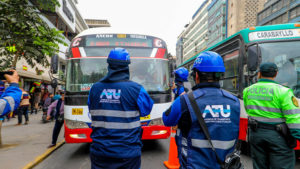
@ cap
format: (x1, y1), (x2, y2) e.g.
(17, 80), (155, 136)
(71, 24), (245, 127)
(259, 62), (278, 72)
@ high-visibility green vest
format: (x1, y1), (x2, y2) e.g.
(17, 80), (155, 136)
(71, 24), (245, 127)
(243, 78), (300, 139)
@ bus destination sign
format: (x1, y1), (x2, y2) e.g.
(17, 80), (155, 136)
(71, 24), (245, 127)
(249, 29), (300, 41)
(85, 34), (153, 47)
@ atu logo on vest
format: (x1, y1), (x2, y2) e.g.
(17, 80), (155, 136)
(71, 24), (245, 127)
(100, 89), (121, 103)
(203, 105), (232, 123)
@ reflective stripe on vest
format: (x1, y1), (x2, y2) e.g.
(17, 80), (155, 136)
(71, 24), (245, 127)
(250, 116), (285, 123)
(92, 121), (140, 129)
(3, 96), (14, 111)
(246, 105), (282, 113)
(90, 109), (139, 118)
(191, 139), (235, 150)
(283, 109), (300, 115)
(287, 123), (300, 129)
(0, 99), (6, 114)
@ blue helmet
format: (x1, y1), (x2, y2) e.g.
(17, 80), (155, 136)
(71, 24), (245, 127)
(107, 48), (130, 65)
(192, 51), (225, 72)
(174, 67), (189, 82)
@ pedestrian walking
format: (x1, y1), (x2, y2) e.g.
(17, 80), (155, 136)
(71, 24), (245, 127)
(29, 91), (36, 114)
(33, 88), (41, 113)
(243, 62), (300, 169)
(172, 67), (189, 100)
(0, 70), (22, 120)
(46, 92), (65, 148)
(17, 88), (30, 125)
(163, 51), (240, 169)
(88, 48), (153, 169)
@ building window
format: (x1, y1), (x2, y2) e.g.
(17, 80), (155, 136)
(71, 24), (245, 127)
(290, 8), (297, 19)
(283, 13), (288, 23)
(272, 2), (278, 13)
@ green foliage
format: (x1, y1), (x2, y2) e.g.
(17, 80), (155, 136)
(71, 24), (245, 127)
(0, 0), (67, 71)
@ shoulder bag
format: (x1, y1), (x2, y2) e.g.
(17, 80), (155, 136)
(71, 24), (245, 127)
(187, 92), (243, 169)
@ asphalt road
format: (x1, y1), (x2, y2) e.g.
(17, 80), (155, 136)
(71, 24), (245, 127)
(35, 138), (300, 169)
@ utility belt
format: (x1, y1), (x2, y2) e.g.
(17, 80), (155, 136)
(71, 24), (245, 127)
(248, 118), (297, 149)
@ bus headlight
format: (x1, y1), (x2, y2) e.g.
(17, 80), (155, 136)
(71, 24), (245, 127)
(65, 119), (89, 129)
(148, 117), (164, 126)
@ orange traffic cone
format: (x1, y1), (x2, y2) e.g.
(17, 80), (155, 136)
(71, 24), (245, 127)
(164, 129), (180, 169)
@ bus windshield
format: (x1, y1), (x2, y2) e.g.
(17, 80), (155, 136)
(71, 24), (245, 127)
(66, 58), (170, 93)
(259, 41), (300, 97)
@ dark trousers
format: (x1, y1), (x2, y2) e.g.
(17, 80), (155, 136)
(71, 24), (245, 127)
(51, 119), (64, 145)
(90, 153), (141, 169)
(249, 128), (295, 169)
(18, 106), (29, 124)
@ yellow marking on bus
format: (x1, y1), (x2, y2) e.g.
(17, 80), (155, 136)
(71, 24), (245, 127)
(140, 115), (150, 120)
(117, 34), (126, 38)
(72, 108), (83, 115)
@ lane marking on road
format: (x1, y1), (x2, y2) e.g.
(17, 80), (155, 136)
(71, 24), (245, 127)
(22, 139), (65, 169)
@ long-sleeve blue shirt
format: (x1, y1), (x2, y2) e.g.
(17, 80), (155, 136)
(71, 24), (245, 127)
(0, 83), (22, 118)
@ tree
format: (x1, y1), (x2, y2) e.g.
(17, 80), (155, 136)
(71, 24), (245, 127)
(0, 0), (66, 70)
(0, 0), (65, 148)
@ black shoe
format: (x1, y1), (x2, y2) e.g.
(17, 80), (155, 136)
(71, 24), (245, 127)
(47, 144), (56, 148)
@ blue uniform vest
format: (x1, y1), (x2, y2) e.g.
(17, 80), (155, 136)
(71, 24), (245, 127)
(173, 85), (185, 99)
(88, 80), (153, 158)
(176, 87), (240, 169)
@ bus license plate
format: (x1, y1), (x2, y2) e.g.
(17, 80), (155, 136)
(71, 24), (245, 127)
(140, 115), (150, 121)
(72, 108), (83, 115)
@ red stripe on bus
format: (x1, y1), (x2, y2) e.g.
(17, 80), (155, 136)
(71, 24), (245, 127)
(155, 48), (166, 58)
(72, 48), (81, 58)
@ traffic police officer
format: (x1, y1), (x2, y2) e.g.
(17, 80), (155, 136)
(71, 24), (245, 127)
(88, 48), (154, 169)
(163, 51), (240, 169)
(0, 70), (22, 118)
(243, 62), (300, 169)
(172, 67), (189, 99)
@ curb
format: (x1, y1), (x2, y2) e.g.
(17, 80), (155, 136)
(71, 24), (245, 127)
(22, 139), (65, 169)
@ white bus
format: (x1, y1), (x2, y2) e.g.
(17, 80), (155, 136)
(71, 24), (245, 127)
(64, 28), (172, 143)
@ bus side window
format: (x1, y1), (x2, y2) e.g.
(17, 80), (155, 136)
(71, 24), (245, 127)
(221, 50), (239, 94)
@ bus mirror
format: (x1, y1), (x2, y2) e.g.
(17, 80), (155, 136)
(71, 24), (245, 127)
(51, 55), (59, 74)
(247, 45), (259, 71)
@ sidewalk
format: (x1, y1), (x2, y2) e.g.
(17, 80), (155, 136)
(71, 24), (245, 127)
(0, 112), (64, 169)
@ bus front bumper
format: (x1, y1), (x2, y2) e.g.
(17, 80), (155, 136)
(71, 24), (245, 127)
(141, 125), (171, 140)
(64, 123), (93, 143)
(64, 124), (171, 143)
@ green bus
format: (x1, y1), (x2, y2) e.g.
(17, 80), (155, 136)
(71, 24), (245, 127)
(179, 23), (300, 150)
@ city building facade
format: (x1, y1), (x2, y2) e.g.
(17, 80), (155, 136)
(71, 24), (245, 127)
(227, 0), (267, 36)
(85, 19), (111, 28)
(207, 0), (227, 47)
(177, 0), (212, 65)
(16, 0), (89, 92)
(257, 0), (300, 26)
(176, 0), (267, 66)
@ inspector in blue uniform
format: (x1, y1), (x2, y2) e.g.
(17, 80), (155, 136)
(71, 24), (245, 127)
(0, 71), (22, 119)
(172, 67), (189, 99)
(163, 51), (240, 169)
(88, 48), (154, 169)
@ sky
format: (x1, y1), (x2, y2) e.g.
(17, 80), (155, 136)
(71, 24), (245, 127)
(76, 0), (205, 56)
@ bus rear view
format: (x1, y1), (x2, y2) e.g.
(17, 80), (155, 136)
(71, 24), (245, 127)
(64, 29), (172, 143)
